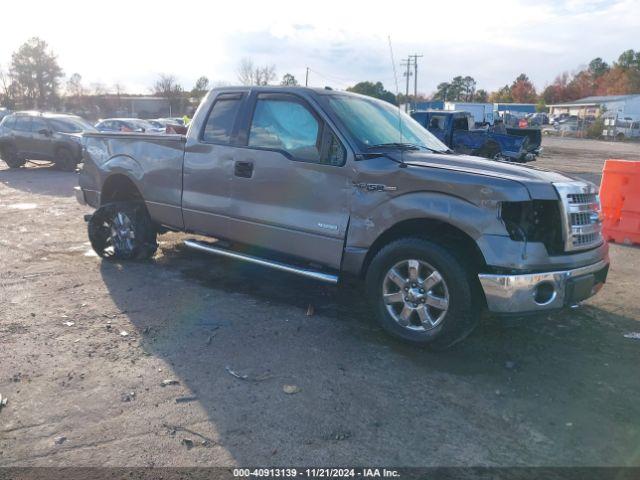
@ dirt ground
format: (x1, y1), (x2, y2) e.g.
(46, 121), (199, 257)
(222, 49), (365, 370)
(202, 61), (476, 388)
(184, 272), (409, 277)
(1, 136), (639, 467)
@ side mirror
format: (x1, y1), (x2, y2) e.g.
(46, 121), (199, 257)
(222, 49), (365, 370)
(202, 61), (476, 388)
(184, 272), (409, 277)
(38, 128), (52, 136)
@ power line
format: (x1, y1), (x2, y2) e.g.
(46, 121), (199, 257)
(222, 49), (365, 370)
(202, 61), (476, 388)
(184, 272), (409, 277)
(409, 54), (423, 101)
(400, 57), (413, 111)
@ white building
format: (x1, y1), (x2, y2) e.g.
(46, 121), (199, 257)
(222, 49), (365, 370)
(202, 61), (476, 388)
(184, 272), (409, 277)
(548, 94), (640, 119)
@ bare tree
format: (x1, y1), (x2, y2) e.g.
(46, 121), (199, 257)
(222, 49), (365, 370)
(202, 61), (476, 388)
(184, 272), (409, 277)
(153, 74), (185, 116)
(66, 73), (85, 97)
(153, 73), (183, 97)
(113, 82), (126, 97)
(91, 82), (108, 96)
(237, 58), (276, 86)
(0, 66), (15, 108)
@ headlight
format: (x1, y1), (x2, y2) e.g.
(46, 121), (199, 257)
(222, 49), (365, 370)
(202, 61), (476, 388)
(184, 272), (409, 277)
(500, 200), (564, 254)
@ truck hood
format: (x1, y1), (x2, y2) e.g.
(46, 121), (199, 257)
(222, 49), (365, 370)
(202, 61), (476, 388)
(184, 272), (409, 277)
(398, 151), (581, 200)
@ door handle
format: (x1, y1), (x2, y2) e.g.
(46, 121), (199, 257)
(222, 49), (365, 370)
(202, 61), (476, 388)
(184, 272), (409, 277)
(234, 160), (254, 178)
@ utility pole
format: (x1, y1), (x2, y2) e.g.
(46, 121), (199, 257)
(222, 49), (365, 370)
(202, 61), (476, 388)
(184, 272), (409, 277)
(305, 67), (309, 87)
(409, 54), (423, 102)
(401, 57), (413, 112)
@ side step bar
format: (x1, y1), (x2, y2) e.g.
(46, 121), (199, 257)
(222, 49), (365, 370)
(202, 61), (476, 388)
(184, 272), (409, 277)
(184, 239), (339, 284)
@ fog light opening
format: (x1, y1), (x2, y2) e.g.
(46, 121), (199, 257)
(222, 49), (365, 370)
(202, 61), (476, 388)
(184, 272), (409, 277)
(533, 281), (557, 305)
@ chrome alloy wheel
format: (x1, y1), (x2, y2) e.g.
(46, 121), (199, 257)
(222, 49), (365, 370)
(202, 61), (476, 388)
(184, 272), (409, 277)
(382, 259), (450, 331)
(109, 211), (136, 255)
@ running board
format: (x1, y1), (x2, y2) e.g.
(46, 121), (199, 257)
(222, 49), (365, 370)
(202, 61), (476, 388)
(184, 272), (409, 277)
(183, 239), (339, 284)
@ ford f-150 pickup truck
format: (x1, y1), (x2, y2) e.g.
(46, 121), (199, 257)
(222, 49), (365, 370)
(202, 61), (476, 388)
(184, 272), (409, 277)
(76, 87), (609, 348)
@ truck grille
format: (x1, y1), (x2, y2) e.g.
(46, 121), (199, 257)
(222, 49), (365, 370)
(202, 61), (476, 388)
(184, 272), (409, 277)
(553, 183), (603, 252)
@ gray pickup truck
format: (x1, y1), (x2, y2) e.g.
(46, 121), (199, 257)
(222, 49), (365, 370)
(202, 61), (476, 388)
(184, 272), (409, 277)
(76, 87), (609, 347)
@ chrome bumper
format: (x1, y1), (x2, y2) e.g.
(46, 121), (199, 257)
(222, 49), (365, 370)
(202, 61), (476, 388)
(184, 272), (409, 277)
(479, 260), (609, 314)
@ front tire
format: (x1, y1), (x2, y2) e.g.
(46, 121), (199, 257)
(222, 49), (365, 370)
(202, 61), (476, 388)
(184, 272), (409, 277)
(365, 238), (480, 348)
(54, 147), (77, 172)
(88, 202), (158, 260)
(1, 144), (26, 169)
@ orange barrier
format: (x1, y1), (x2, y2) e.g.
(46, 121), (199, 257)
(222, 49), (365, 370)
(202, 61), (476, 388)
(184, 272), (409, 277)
(599, 159), (640, 245)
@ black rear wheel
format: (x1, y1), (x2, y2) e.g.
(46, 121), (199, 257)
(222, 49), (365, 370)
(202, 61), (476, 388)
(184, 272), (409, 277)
(479, 142), (501, 160)
(1, 144), (26, 169)
(88, 202), (158, 260)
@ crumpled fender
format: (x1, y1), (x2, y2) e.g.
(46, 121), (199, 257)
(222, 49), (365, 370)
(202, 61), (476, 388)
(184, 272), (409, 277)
(346, 190), (506, 250)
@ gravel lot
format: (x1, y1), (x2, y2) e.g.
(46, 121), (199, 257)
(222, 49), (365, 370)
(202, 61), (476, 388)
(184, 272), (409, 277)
(1, 136), (639, 467)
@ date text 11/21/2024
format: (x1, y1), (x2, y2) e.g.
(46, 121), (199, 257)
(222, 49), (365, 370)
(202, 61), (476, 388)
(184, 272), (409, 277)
(232, 468), (401, 478)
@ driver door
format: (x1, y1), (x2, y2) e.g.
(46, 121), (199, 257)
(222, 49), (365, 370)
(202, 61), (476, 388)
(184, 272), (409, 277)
(228, 92), (350, 269)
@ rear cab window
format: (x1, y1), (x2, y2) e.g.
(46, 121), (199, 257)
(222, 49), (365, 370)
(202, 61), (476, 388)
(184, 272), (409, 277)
(453, 117), (470, 131)
(202, 93), (243, 144)
(428, 115), (447, 133)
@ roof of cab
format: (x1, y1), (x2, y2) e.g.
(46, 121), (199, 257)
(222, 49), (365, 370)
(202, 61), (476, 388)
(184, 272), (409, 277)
(208, 85), (367, 98)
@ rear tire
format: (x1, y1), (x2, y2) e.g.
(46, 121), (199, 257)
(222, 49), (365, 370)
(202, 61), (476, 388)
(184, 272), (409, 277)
(365, 238), (480, 349)
(88, 201), (158, 260)
(479, 142), (501, 160)
(54, 147), (77, 172)
(1, 144), (26, 169)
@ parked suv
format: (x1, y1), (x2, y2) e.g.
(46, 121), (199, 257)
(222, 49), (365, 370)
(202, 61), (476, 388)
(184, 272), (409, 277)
(0, 112), (95, 171)
(77, 87), (609, 347)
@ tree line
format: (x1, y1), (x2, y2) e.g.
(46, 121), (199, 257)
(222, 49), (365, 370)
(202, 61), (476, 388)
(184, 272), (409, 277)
(430, 49), (640, 107)
(1, 37), (639, 113)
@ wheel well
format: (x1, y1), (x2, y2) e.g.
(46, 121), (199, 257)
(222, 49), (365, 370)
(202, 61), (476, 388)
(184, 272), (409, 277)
(101, 174), (143, 205)
(360, 218), (487, 277)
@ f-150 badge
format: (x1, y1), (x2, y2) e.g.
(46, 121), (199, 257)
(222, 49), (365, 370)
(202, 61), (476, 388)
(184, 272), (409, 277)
(353, 182), (398, 192)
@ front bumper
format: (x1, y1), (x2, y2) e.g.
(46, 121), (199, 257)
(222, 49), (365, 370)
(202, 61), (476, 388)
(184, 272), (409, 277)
(74, 186), (87, 205)
(479, 259), (609, 314)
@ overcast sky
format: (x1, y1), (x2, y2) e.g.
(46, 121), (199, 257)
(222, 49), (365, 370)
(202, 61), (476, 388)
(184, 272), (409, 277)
(2, 0), (639, 95)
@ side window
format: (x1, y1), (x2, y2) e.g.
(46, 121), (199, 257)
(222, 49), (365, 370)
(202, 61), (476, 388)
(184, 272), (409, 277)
(31, 117), (48, 133)
(249, 95), (320, 162)
(202, 95), (242, 144)
(14, 116), (31, 132)
(323, 131), (346, 166)
(428, 115), (446, 132)
(453, 117), (469, 131)
(1, 115), (15, 129)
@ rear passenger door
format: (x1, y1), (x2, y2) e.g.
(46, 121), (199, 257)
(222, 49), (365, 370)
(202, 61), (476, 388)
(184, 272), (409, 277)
(30, 117), (54, 159)
(12, 116), (33, 155)
(229, 92), (350, 269)
(182, 92), (246, 235)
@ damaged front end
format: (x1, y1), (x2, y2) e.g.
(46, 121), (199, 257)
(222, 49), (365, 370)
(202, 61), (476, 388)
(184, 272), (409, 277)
(499, 199), (564, 256)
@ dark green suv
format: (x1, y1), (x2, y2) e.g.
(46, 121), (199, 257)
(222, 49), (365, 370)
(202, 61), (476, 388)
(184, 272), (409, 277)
(0, 112), (95, 171)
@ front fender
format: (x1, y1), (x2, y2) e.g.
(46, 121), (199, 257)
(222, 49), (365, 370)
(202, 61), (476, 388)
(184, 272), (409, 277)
(347, 190), (507, 249)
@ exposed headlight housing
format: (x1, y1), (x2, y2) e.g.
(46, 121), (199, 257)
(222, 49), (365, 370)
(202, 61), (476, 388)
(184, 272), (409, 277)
(500, 200), (564, 255)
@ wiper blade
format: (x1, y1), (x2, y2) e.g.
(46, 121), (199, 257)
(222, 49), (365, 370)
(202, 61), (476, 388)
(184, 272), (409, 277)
(366, 142), (452, 154)
(366, 142), (421, 150)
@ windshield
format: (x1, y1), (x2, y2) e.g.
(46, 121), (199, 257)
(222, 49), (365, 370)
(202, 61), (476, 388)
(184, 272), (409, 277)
(49, 117), (96, 133)
(327, 94), (449, 152)
(131, 119), (157, 130)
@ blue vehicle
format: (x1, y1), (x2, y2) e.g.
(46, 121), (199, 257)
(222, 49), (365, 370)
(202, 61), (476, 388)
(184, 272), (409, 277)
(411, 110), (541, 163)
